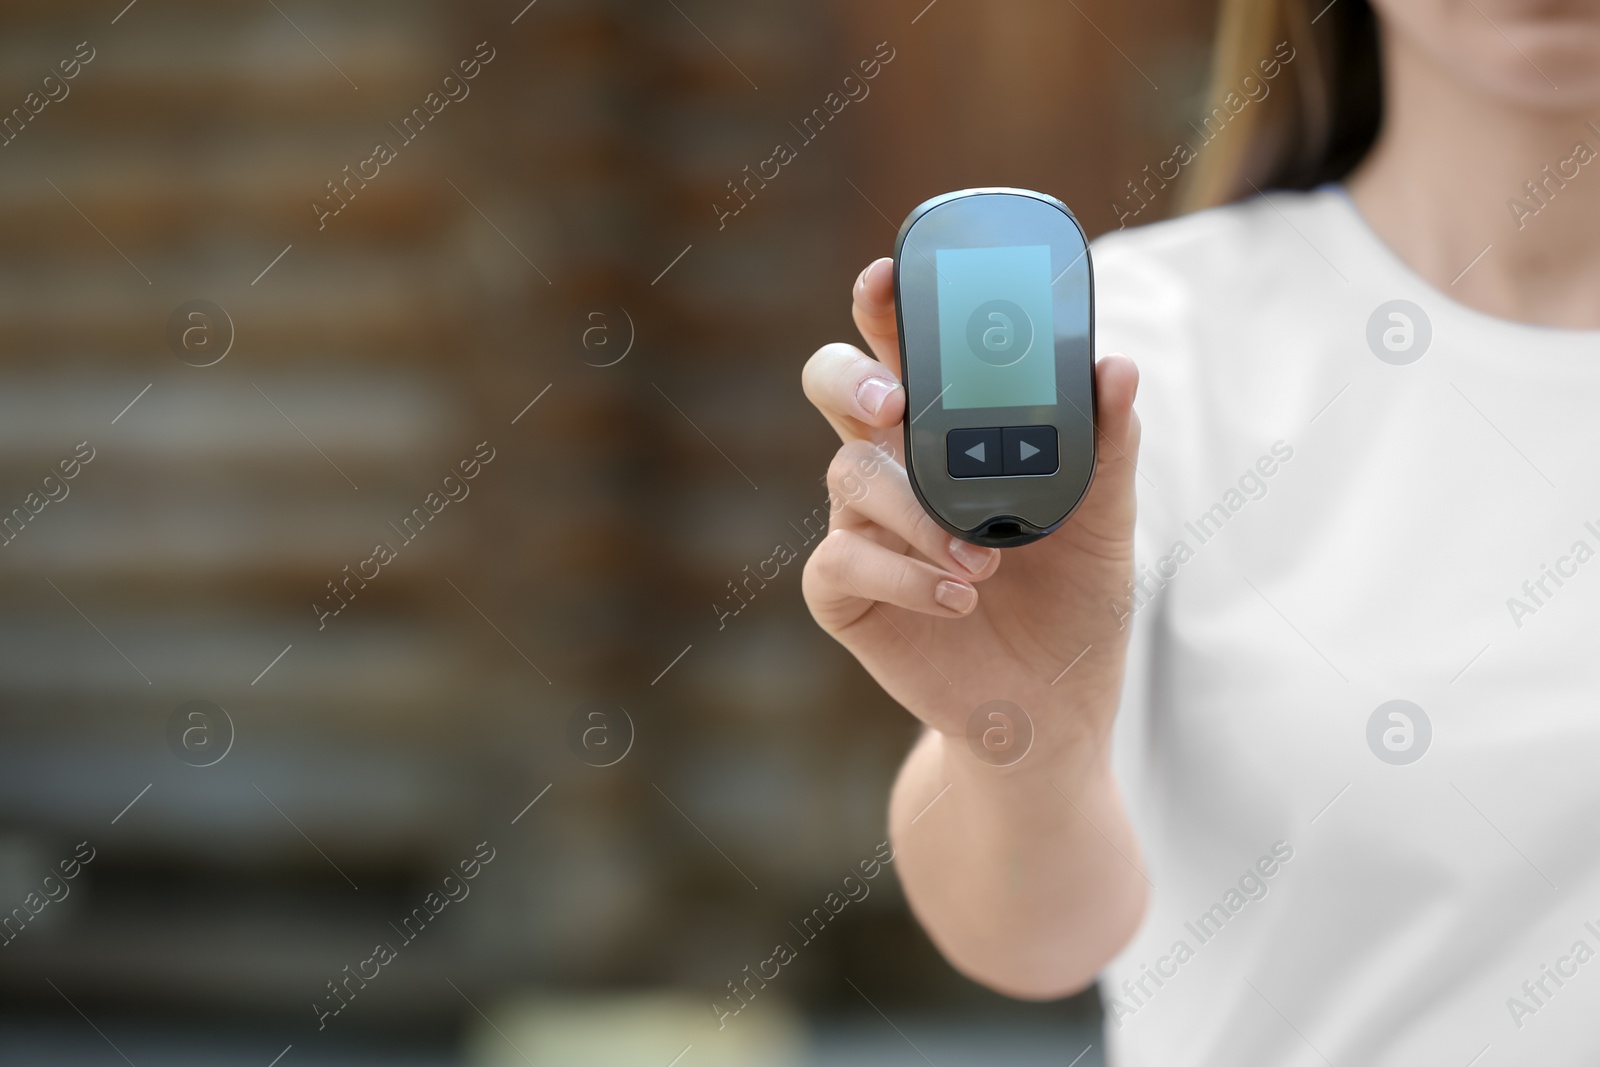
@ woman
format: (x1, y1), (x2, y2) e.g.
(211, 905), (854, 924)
(801, 0), (1600, 1062)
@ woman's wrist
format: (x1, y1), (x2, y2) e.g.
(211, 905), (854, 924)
(933, 706), (1114, 800)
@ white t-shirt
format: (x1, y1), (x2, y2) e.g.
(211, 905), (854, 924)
(1092, 186), (1600, 1067)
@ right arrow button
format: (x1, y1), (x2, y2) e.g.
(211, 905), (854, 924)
(1002, 425), (1058, 476)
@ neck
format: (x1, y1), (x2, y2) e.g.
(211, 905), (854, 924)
(1347, 32), (1600, 328)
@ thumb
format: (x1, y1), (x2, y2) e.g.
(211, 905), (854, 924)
(1057, 353), (1141, 552)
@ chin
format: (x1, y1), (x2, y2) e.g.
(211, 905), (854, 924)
(1504, 26), (1600, 99)
(1481, 13), (1600, 107)
(1381, 0), (1600, 109)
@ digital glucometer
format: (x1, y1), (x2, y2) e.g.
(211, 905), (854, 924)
(893, 188), (1096, 548)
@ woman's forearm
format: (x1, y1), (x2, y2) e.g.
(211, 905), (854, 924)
(888, 724), (1148, 999)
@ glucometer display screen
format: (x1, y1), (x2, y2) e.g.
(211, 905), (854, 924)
(934, 244), (1056, 410)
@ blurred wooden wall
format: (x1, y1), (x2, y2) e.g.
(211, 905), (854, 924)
(0, 0), (1215, 1036)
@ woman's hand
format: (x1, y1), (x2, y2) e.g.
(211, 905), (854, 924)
(802, 256), (1149, 998)
(801, 257), (1142, 766)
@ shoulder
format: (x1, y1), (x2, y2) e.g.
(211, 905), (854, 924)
(1086, 190), (1349, 524)
(1086, 187), (1351, 386)
(1090, 188), (1343, 319)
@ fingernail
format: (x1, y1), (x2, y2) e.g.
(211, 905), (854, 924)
(934, 580), (977, 614)
(854, 266), (869, 293)
(947, 538), (997, 576)
(856, 377), (898, 417)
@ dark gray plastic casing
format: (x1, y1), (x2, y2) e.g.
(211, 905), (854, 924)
(893, 188), (1097, 548)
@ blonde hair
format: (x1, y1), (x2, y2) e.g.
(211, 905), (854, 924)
(1179, 0), (1382, 213)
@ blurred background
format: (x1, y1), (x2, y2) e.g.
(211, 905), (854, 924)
(0, 0), (1215, 1063)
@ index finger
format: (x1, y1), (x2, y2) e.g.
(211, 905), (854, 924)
(851, 257), (901, 374)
